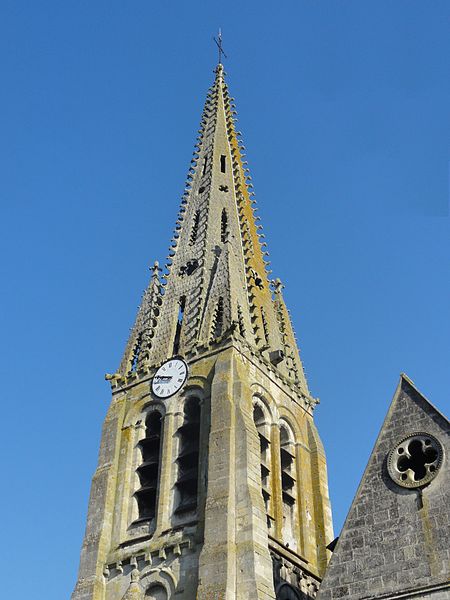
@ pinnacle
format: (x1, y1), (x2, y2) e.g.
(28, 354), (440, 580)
(150, 260), (161, 278)
(118, 259), (163, 375)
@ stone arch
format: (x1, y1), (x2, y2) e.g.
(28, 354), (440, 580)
(145, 585), (167, 599)
(277, 405), (306, 446)
(252, 393), (275, 427)
(140, 568), (176, 600)
(183, 375), (208, 392)
(253, 402), (268, 428)
(279, 419), (295, 445)
(176, 382), (206, 412)
(124, 396), (167, 429)
(251, 383), (278, 420)
(142, 401), (167, 421)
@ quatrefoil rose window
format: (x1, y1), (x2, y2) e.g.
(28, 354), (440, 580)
(387, 432), (443, 488)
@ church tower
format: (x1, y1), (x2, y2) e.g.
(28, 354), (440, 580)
(72, 62), (333, 600)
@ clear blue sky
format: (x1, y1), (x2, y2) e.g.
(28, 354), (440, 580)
(0, 2), (449, 598)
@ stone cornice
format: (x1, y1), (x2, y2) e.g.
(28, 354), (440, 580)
(107, 332), (317, 415)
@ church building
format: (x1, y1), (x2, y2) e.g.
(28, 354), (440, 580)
(72, 59), (449, 600)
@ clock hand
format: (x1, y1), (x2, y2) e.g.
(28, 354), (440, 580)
(155, 375), (173, 382)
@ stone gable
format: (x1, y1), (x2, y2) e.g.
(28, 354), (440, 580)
(317, 375), (450, 600)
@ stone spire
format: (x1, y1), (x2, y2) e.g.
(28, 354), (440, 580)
(118, 261), (162, 375)
(120, 64), (309, 394)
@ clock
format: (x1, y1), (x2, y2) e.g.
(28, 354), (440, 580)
(151, 358), (188, 398)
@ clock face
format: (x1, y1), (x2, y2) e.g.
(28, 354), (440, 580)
(151, 358), (188, 398)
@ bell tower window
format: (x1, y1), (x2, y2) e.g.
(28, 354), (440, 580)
(220, 154), (226, 173)
(253, 404), (273, 530)
(280, 424), (297, 550)
(135, 411), (163, 521)
(175, 397), (201, 513)
(145, 585), (168, 599)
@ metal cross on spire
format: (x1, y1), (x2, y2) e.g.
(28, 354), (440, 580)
(214, 29), (227, 64)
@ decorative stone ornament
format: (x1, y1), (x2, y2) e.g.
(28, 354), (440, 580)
(387, 432), (444, 488)
(121, 568), (141, 600)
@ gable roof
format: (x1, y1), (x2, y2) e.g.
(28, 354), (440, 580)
(318, 374), (450, 600)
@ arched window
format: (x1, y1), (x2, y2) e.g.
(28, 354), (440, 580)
(175, 397), (201, 513)
(280, 423), (297, 550)
(253, 404), (273, 530)
(145, 585), (168, 600)
(135, 411), (163, 521)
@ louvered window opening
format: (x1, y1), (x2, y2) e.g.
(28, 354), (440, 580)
(253, 405), (273, 530)
(280, 425), (297, 548)
(175, 397), (201, 514)
(135, 412), (162, 521)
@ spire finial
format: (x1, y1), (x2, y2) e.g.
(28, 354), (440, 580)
(214, 28), (227, 65)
